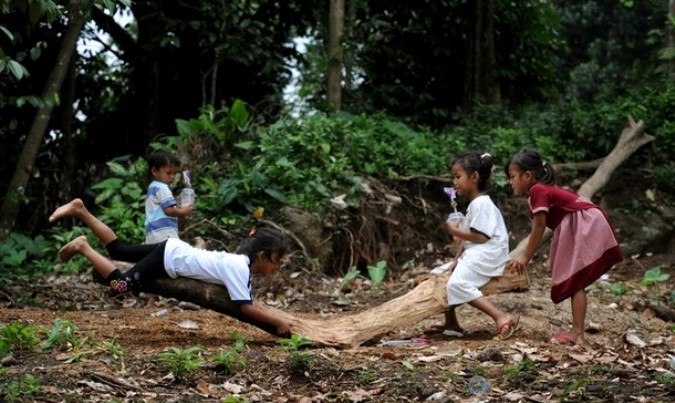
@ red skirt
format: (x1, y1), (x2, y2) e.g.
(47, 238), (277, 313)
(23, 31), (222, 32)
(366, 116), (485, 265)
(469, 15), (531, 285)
(549, 208), (623, 303)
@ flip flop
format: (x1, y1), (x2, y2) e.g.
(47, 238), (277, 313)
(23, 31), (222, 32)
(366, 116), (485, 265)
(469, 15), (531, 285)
(494, 315), (520, 341)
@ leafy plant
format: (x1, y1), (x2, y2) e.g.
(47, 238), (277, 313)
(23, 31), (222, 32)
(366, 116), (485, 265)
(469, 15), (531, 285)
(0, 373), (42, 402)
(89, 156), (147, 243)
(222, 396), (250, 403)
(503, 355), (537, 387)
(638, 267), (669, 287)
(229, 331), (250, 352)
(158, 346), (206, 381)
(278, 334), (313, 352)
(0, 321), (42, 352)
(0, 233), (51, 276)
(609, 282), (627, 296)
(211, 348), (247, 375)
(41, 319), (78, 351)
(367, 260), (387, 292)
(279, 334), (314, 372)
(339, 266), (361, 291)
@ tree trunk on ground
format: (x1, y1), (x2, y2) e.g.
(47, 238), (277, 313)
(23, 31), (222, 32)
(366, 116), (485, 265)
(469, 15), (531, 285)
(0, 1), (85, 239)
(327, 0), (344, 112)
(111, 118), (653, 347)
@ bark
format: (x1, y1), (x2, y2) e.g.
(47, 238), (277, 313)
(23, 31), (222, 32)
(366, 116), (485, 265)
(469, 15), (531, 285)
(0, 1), (85, 239)
(463, 0), (500, 109)
(669, 0), (675, 75)
(509, 117), (655, 259)
(327, 0), (344, 112)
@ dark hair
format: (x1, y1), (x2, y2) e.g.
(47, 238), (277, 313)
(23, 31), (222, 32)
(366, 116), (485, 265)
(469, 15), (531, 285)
(148, 150), (181, 171)
(449, 151), (496, 191)
(237, 227), (292, 263)
(504, 148), (556, 185)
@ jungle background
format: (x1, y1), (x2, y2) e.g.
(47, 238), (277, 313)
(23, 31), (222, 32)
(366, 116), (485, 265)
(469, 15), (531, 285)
(0, 0), (674, 402)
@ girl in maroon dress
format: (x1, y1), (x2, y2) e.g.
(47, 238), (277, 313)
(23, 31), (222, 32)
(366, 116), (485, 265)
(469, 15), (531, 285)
(505, 148), (623, 345)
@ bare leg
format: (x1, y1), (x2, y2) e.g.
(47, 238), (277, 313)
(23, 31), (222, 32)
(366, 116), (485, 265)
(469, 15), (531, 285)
(469, 297), (519, 338)
(425, 307), (464, 334)
(50, 198), (117, 246)
(58, 236), (117, 279)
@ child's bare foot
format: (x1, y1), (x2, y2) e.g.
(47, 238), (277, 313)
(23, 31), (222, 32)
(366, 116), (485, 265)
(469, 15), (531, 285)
(552, 330), (586, 346)
(494, 314), (520, 341)
(49, 198), (85, 223)
(58, 235), (88, 262)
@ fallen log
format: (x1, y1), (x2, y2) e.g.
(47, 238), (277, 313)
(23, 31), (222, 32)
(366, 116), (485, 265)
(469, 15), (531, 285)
(99, 117), (652, 348)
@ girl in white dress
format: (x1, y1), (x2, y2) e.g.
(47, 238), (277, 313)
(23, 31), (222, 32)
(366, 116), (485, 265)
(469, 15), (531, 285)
(427, 151), (519, 340)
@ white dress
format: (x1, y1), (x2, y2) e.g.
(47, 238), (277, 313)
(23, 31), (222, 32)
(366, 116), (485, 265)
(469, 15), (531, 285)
(447, 195), (509, 305)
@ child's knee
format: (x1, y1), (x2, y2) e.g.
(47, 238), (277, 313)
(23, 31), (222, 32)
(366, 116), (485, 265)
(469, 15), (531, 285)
(106, 269), (141, 294)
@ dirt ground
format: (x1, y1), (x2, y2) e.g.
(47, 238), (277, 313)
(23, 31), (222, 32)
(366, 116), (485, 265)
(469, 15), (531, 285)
(0, 242), (673, 402)
(1, 167), (674, 402)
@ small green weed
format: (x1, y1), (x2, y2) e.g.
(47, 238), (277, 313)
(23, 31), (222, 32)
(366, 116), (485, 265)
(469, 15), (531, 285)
(339, 266), (361, 291)
(229, 330), (250, 352)
(0, 321), (42, 352)
(158, 346), (206, 381)
(222, 395), (250, 403)
(639, 267), (669, 287)
(367, 260), (387, 292)
(98, 339), (125, 359)
(654, 373), (675, 386)
(41, 319), (78, 351)
(211, 348), (247, 375)
(609, 282), (627, 296)
(0, 373), (42, 402)
(353, 369), (378, 384)
(503, 355), (537, 387)
(279, 334), (314, 372)
(278, 334), (313, 352)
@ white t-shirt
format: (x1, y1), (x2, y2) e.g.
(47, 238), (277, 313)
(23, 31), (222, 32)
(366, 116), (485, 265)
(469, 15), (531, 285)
(457, 195), (509, 277)
(163, 239), (252, 304)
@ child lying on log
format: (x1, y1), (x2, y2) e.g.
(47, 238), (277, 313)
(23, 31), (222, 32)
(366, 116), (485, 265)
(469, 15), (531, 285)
(49, 198), (293, 337)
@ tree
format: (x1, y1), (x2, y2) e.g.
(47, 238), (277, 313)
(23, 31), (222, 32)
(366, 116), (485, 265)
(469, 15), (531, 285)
(0, 0), (86, 238)
(463, 0), (500, 109)
(327, 0), (344, 112)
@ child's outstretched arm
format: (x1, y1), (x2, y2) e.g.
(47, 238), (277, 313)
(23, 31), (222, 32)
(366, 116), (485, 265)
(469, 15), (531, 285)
(240, 304), (291, 337)
(511, 212), (547, 270)
(164, 204), (194, 218)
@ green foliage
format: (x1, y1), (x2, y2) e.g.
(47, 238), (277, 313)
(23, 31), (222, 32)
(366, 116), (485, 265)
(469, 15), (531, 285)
(90, 156), (147, 242)
(278, 334), (313, 352)
(609, 282), (627, 296)
(367, 260), (387, 292)
(158, 346), (206, 381)
(0, 321), (42, 353)
(175, 100), (250, 151)
(41, 319), (78, 351)
(339, 266), (361, 291)
(0, 233), (50, 276)
(211, 348), (247, 375)
(503, 355), (537, 387)
(639, 267), (669, 287)
(0, 373), (41, 402)
(229, 331), (250, 352)
(278, 334), (314, 372)
(222, 396), (250, 403)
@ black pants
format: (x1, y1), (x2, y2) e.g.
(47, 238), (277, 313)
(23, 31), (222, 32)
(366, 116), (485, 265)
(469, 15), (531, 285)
(104, 239), (168, 294)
